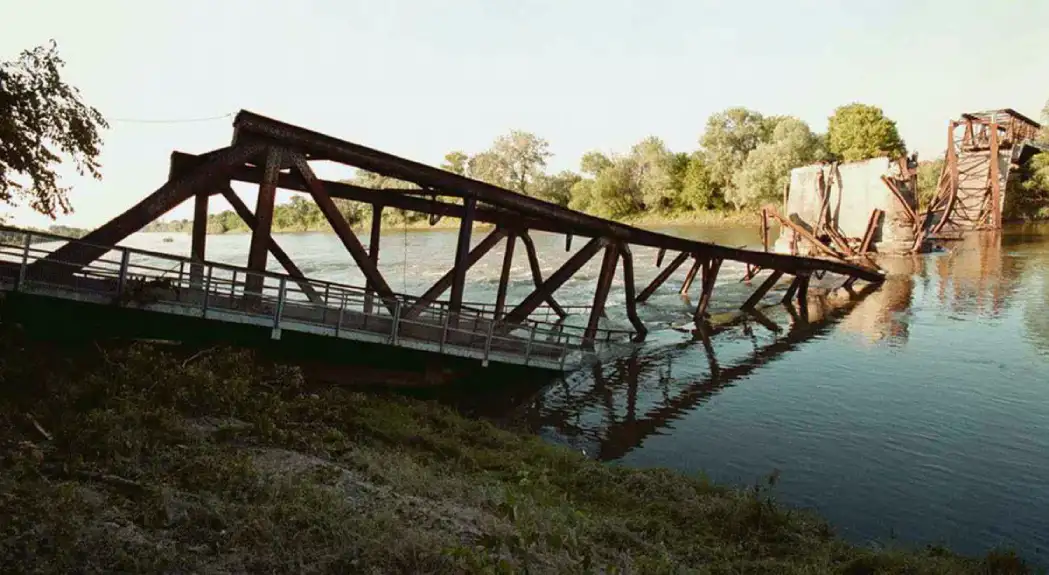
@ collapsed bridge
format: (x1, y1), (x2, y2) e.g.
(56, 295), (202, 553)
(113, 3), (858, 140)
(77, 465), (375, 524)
(4, 111), (884, 375)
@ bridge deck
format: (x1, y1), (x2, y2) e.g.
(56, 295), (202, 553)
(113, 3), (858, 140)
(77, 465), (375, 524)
(0, 230), (631, 372)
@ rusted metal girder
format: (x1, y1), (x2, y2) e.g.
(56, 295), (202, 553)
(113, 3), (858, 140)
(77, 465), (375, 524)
(401, 227), (508, 321)
(502, 237), (606, 326)
(636, 251), (689, 303)
(618, 244), (647, 342)
(36, 143), (266, 274)
(246, 147), (283, 297)
(230, 111), (883, 283)
(517, 232), (568, 319)
(190, 187), (209, 287)
(693, 258), (722, 322)
(493, 234), (516, 321)
(219, 187), (322, 303)
(288, 152), (398, 314)
(741, 270), (784, 310)
(585, 243), (620, 345)
(989, 121), (1001, 229)
(169, 152), (564, 236)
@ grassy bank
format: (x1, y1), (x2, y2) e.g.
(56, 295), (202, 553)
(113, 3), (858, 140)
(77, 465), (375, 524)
(0, 333), (1031, 574)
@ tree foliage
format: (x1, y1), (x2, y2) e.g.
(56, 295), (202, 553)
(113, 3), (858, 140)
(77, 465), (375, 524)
(826, 103), (906, 162)
(700, 107), (771, 203)
(729, 117), (820, 209)
(916, 159), (945, 210)
(0, 40), (108, 219)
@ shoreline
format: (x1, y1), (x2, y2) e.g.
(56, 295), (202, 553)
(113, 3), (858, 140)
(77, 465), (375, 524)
(0, 335), (1031, 573)
(140, 210), (763, 237)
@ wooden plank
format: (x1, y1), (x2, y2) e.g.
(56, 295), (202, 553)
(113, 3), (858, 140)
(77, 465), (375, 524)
(636, 251), (688, 303)
(288, 152), (397, 313)
(401, 227), (507, 320)
(503, 237), (605, 326)
(741, 270), (784, 310)
(494, 234), (516, 320)
(619, 244), (647, 342)
(219, 187), (322, 303)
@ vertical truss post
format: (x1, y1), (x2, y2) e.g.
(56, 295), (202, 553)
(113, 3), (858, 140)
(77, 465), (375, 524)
(494, 233), (516, 321)
(585, 242), (619, 346)
(449, 197), (476, 322)
(190, 187), (209, 288)
(518, 231), (568, 319)
(989, 121), (1001, 229)
(364, 205), (383, 314)
(618, 244), (647, 342)
(246, 147), (282, 299)
(760, 208), (769, 252)
(693, 257), (722, 322)
(680, 256), (702, 296)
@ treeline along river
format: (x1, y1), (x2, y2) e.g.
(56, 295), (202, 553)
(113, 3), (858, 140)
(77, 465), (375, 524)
(116, 222), (1049, 565)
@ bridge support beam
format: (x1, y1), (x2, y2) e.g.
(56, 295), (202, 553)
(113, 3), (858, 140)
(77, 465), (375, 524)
(693, 258), (722, 322)
(585, 243), (619, 346)
(190, 187), (209, 288)
(494, 233), (516, 321)
(618, 244), (647, 342)
(289, 152), (398, 314)
(680, 256), (702, 296)
(636, 251), (688, 304)
(246, 147), (283, 298)
(518, 232), (568, 320)
(364, 205), (383, 314)
(503, 237), (605, 326)
(219, 187), (322, 303)
(402, 227), (507, 321)
(449, 198), (477, 321)
(35, 143), (266, 276)
(741, 270), (784, 310)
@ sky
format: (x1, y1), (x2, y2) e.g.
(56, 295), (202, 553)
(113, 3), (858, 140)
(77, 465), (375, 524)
(3, 0), (1048, 229)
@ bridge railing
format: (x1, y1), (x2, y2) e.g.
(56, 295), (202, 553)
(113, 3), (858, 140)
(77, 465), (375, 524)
(0, 228), (635, 369)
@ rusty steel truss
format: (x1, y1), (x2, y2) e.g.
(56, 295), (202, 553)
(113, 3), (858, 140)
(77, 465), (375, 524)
(35, 111), (884, 346)
(921, 109), (1042, 239)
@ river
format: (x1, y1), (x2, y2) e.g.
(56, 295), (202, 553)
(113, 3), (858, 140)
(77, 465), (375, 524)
(117, 222), (1049, 564)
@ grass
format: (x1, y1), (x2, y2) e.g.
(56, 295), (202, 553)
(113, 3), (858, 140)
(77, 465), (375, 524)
(0, 328), (1034, 574)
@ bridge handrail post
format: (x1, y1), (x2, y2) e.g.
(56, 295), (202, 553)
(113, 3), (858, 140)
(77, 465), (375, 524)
(560, 338), (569, 371)
(335, 292), (345, 337)
(15, 232), (31, 291)
(202, 266), (213, 317)
(177, 261), (186, 300)
(116, 249), (131, 299)
(439, 309), (450, 352)
(322, 284), (330, 324)
(390, 300), (401, 345)
(524, 324), (536, 366)
(273, 277), (287, 333)
(482, 318), (496, 366)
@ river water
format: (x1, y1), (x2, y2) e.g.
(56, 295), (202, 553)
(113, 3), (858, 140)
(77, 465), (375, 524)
(118, 223), (1049, 564)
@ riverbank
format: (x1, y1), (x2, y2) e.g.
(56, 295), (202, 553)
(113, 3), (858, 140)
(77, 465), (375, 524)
(0, 333), (1030, 573)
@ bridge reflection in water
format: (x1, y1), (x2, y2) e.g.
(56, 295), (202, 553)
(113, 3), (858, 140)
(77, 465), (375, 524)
(497, 228), (1040, 462)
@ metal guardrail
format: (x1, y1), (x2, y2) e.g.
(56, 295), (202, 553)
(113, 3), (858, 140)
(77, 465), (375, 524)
(0, 228), (636, 371)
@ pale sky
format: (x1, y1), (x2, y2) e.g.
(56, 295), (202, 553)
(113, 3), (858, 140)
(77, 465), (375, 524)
(3, 0), (1048, 229)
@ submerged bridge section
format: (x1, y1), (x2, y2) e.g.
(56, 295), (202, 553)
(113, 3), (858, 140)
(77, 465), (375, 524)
(13, 111), (884, 374)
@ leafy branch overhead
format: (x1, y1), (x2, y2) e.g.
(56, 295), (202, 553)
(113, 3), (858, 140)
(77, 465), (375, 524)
(0, 40), (108, 219)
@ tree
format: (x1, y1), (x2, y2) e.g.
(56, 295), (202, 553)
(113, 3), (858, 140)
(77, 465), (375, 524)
(579, 150), (612, 177)
(533, 170), (581, 207)
(730, 117), (819, 209)
(440, 151), (469, 175)
(700, 107), (771, 205)
(0, 40), (109, 219)
(470, 130), (551, 196)
(628, 137), (679, 212)
(678, 153), (718, 211)
(826, 103), (906, 162)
